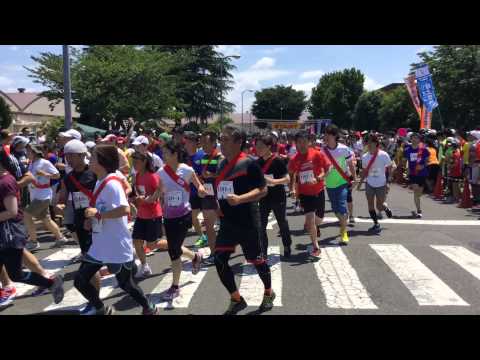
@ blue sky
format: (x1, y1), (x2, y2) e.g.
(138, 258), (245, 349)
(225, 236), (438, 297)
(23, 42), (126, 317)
(0, 45), (434, 112)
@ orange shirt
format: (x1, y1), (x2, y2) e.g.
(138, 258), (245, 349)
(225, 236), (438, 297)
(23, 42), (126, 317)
(427, 147), (439, 166)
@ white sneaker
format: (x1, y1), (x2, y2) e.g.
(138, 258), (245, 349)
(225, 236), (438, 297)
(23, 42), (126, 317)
(135, 263), (152, 278)
(26, 241), (40, 251)
(52, 238), (68, 248)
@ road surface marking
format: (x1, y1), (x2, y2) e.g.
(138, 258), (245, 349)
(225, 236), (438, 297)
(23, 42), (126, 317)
(14, 247), (81, 297)
(431, 245), (480, 281)
(321, 217), (480, 226)
(370, 244), (469, 306)
(150, 259), (208, 309)
(238, 245), (282, 306)
(313, 246), (377, 309)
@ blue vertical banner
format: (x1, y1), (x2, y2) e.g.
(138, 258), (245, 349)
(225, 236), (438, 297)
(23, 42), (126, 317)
(415, 64), (439, 113)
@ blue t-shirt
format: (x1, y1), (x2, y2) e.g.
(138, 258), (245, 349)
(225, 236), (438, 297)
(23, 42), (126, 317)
(189, 149), (205, 196)
(404, 145), (430, 177)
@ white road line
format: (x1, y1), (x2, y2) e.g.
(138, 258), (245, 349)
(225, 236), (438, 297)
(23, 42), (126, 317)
(321, 217), (480, 226)
(370, 244), (469, 306)
(44, 274), (118, 312)
(150, 259), (208, 309)
(238, 245), (282, 307)
(313, 247), (377, 309)
(14, 247), (81, 297)
(431, 245), (480, 281)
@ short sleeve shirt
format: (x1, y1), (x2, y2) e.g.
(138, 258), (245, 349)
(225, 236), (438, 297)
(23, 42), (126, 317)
(28, 158), (59, 201)
(158, 164), (194, 219)
(362, 150), (392, 188)
(257, 155), (288, 202)
(0, 172), (22, 222)
(135, 171), (162, 219)
(323, 144), (353, 189)
(188, 150), (205, 196)
(404, 145), (430, 177)
(288, 148), (331, 195)
(64, 167), (97, 223)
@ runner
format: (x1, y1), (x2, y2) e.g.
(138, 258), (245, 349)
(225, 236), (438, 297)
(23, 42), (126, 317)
(0, 150), (64, 308)
(357, 134), (393, 233)
(425, 137), (440, 194)
(198, 130), (223, 264)
(152, 140), (207, 301)
(23, 144), (68, 250)
(132, 135), (164, 171)
(323, 125), (356, 245)
(130, 151), (164, 278)
(404, 133), (430, 218)
(288, 131), (331, 257)
(448, 140), (463, 203)
(214, 125), (275, 315)
(75, 144), (159, 315)
(256, 134), (293, 258)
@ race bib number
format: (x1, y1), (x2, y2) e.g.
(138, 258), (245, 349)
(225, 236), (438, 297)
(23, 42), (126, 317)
(203, 183), (214, 196)
(217, 181), (234, 200)
(137, 185), (146, 196)
(92, 218), (102, 233)
(370, 168), (381, 177)
(72, 192), (90, 209)
(410, 153), (418, 162)
(265, 174), (274, 187)
(299, 170), (315, 184)
(166, 191), (183, 207)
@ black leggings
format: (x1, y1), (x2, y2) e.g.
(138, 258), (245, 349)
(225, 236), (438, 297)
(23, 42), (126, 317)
(214, 251), (271, 294)
(74, 260), (150, 310)
(260, 199), (292, 251)
(164, 213), (192, 261)
(0, 248), (52, 288)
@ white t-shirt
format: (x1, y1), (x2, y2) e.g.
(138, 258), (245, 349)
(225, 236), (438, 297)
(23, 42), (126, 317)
(88, 174), (133, 264)
(28, 158), (59, 201)
(157, 163), (193, 219)
(362, 150), (392, 188)
(353, 140), (364, 156)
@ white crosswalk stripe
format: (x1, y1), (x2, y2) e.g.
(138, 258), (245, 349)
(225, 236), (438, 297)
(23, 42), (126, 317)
(238, 245), (282, 306)
(313, 247), (377, 309)
(431, 245), (480, 281)
(14, 247), (81, 297)
(370, 244), (469, 306)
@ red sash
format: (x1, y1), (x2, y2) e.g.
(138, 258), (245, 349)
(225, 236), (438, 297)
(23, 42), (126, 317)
(68, 174), (94, 204)
(90, 175), (123, 207)
(201, 150), (218, 178)
(361, 149), (379, 179)
(323, 147), (352, 184)
(31, 179), (50, 189)
(215, 152), (247, 188)
(261, 154), (276, 174)
(163, 164), (191, 192)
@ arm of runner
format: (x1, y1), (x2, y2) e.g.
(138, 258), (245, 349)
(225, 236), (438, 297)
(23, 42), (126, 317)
(56, 180), (68, 206)
(0, 194), (18, 222)
(269, 174), (290, 186)
(226, 186), (267, 206)
(84, 205), (130, 220)
(191, 171), (208, 198)
(17, 171), (34, 189)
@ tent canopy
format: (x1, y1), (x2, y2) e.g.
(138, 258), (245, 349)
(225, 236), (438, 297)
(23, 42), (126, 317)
(75, 123), (107, 139)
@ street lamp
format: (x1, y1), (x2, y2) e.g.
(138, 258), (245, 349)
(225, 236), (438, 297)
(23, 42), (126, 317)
(241, 89), (254, 130)
(218, 55), (240, 125)
(62, 45), (72, 130)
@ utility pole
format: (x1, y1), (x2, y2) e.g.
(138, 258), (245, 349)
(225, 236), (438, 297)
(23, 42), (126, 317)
(63, 45), (72, 129)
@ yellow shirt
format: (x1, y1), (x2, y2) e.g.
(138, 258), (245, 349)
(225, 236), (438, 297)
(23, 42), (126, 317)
(463, 142), (470, 165)
(427, 147), (439, 165)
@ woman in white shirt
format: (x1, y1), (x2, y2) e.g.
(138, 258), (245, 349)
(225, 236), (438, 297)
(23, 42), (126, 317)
(75, 145), (159, 315)
(150, 140), (207, 302)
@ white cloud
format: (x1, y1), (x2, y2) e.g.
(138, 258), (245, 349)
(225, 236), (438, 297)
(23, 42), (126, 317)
(364, 76), (383, 91)
(215, 45), (242, 57)
(0, 76), (14, 87)
(9, 46), (19, 51)
(300, 70), (325, 79)
(0, 64), (25, 72)
(260, 47), (288, 55)
(227, 57), (292, 112)
(291, 82), (316, 97)
(416, 47), (428, 54)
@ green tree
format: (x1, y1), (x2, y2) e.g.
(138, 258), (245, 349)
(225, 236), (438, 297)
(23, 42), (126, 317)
(412, 45), (480, 129)
(378, 87), (419, 131)
(205, 116), (233, 133)
(309, 68), (365, 129)
(352, 91), (384, 130)
(251, 85), (307, 120)
(0, 96), (13, 129)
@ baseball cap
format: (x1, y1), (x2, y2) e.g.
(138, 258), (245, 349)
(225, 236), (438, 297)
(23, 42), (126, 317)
(59, 129), (82, 140)
(101, 134), (117, 143)
(11, 136), (30, 148)
(159, 132), (172, 142)
(132, 135), (149, 146)
(467, 130), (480, 141)
(85, 141), (96, 149)
(64, 139), (88, 154)
(28, 144), (44, 156)
(271, 131), (279, 138)
(183, 131), (198, 141)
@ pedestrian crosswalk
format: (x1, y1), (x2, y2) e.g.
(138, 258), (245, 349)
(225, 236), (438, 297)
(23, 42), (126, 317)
(5, 243), (480, 314)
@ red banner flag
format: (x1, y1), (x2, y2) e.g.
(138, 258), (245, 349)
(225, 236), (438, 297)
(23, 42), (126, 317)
(404, 75), (422, 118)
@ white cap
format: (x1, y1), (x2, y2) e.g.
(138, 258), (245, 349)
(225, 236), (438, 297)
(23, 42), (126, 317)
(468, 130), (480, 141)
(271, 131), (279, 138)
(64, 139), (87, 154)
(85, 141), (96, 149)
(59, 129), (82, 140)
(132, 135), (149, 146)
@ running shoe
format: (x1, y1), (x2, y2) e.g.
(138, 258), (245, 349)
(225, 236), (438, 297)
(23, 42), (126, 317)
(223, 297), (248, 315)
(368, 223), (381, 233)
(340, 231), (350, 245)
(87, 305), (114, 315)
(295, 205), (302, 213)
(283, 246), (291, 258)
(203, 254), (216, 265)
(0, 286), (16, 307)
(412, 211), (423, 219)
(79, 303), (96, 315)
(349, 216), (356, 224)
(192, 252), (203, 275)
(135, 263), (152, 279)
(194, 234), (208, 248)
(70, 253), (84, 264)
(142, 305), (160, 315)
(309, 247), (321, 258)
(377, 212), (384, 220)
(49, 276), (64, 304)
(161, 286), (180, 302)
(259, 291), (276, 312)
(144, 246), (155, 257)
(52, 237), (68, 248)
(25, 241), (40, 251)
(385, 208), (393, 218)
(31, 286), (50, 297)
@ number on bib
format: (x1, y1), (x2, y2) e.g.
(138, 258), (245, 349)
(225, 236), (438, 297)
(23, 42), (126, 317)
(264, 174), (274, 187)
(137, 185), (146, 196)
(166, 191), (183, 207)
(370, 168), (381, 177)
(217, 181), (234, 200)
(410, 153), (418, 162)
(73, 192), (90, 209)
(203, 183), (214, 196)
(299, 170), (315, 184)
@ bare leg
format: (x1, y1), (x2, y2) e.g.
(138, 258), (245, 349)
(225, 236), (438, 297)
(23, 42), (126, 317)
(0, 267), (13, 288)
(191, 209), (203, 237)
(133, 239), (146, 265)
(22, 249), (49, 277)
(23, 212), (38, 242)
(41, 218), (63, 240)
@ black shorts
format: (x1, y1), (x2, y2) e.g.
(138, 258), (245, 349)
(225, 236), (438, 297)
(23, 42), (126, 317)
(132, 217), (163, 243)
(164, 213), (192, 261)
(299, 191), (325, 218)
(409, 175), (427, 187)
(427, 164), (440, 182)
(190, 193), (219, 211)
(215, 219), (265, 263)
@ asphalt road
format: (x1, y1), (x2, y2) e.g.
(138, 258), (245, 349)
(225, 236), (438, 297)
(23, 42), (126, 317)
(2, 183), (480, 315)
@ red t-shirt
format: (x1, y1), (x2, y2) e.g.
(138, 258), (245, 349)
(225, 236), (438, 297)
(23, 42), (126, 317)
(449, 150), (462, 177)
(135, 171), (162, 219)
(272, 143), (287, 156)
(288, 148), (331, 195)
